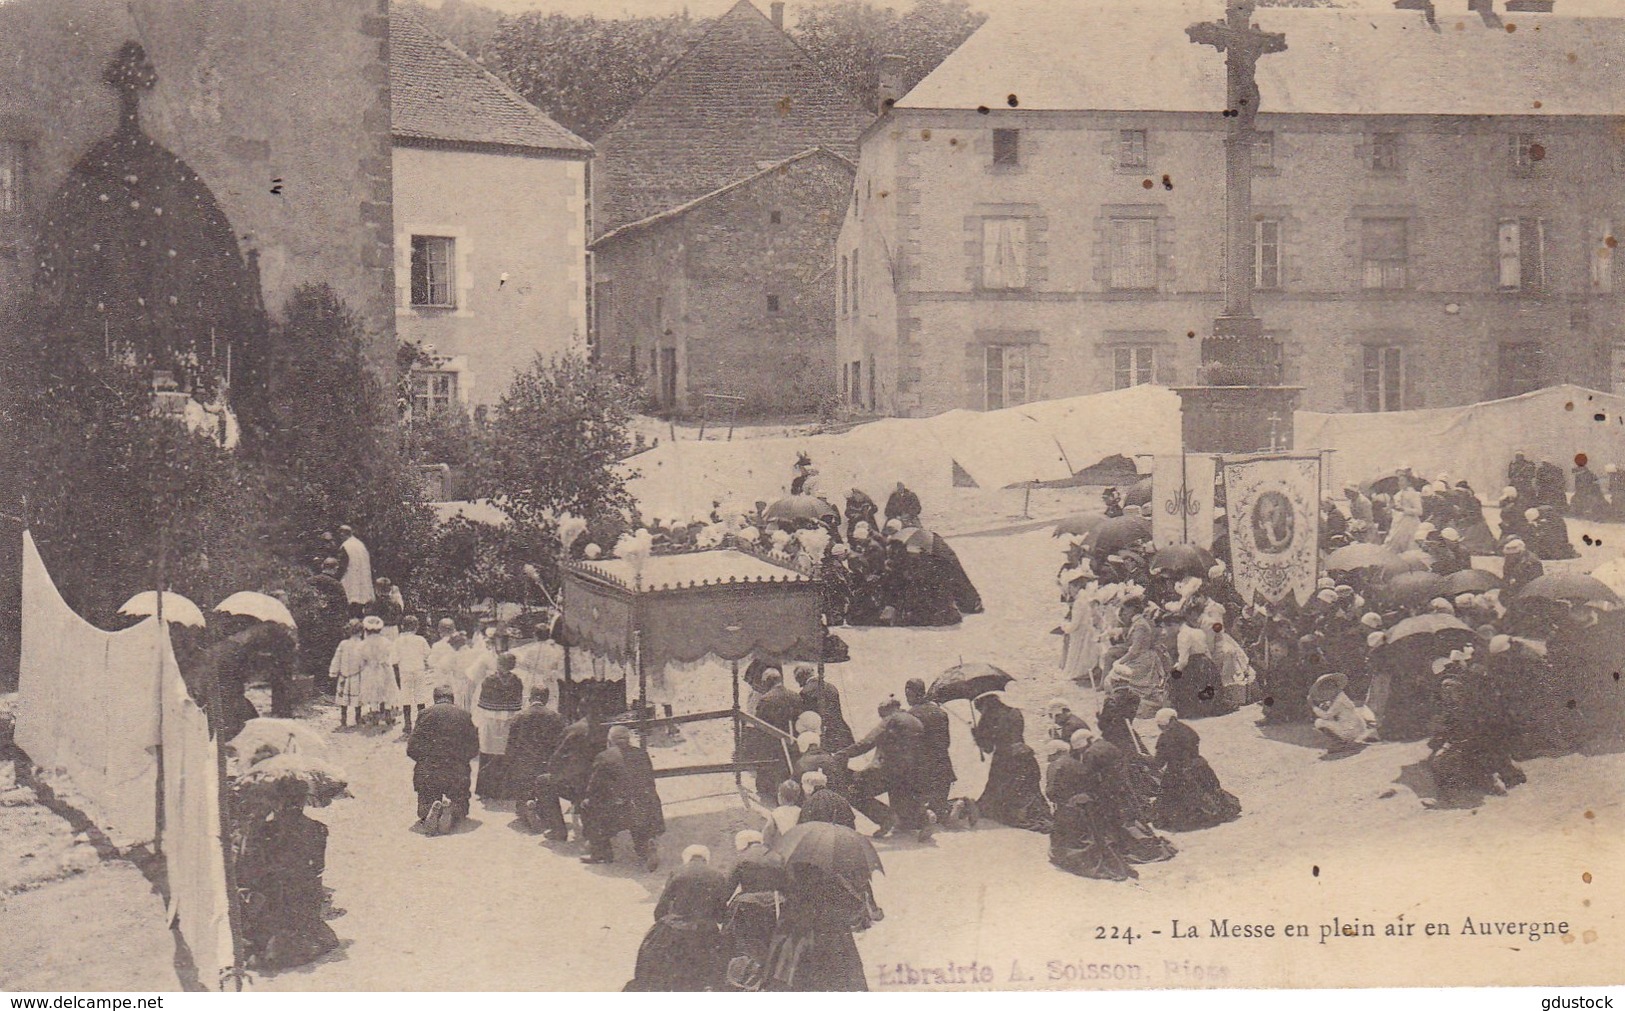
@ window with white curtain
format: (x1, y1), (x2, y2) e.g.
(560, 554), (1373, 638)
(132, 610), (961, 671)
(1110, 217), (1158, 290)
(1498, 217), (1547, 293)
(984, 345), (1028, 409)
(1113, 345), (1156, 389)
(1592, 219), (1614, 294)
(1363, 346), (1404, 412)
(981, 218), (1029, 289)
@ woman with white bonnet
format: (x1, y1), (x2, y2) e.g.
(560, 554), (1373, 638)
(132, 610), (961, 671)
(1308, 672), (1372, 753)
(1152, 707), (1242, 830)
(722, 829), (786, 987)
(625, 844), (731, 991)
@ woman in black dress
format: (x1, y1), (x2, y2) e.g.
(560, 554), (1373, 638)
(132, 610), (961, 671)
(1150, 708), (1241, 831)
(970, 694), (1051, 832)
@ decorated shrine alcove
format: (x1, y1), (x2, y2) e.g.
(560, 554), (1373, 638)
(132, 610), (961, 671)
(32, 41), (266, 411)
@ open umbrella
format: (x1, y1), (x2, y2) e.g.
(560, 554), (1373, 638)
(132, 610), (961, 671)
(1376, 571), (1445, 606)
(1518, 573), (1622, 609)
(1383, 613), (1473, 644)
(764, 494), (835, 524)
(927, 662), (1014, 704)
(1324, 543), (1403, 573)
(1052, 513), (1105, 538)
(229, 718), (329, 765)
(774, 820), (883, 879)
(1362, 473), (1406, 497)
(118, 590), (206, 628)
(1081, 515), (1151, 555)
(215, 591), (297, 628)
(1437, 568), (1502, 597)
(1123, 477), (1154, 508)
(1149, 543), (1215, 579)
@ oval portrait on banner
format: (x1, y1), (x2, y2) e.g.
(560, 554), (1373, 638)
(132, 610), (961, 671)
(1250, 490), (1295, 554)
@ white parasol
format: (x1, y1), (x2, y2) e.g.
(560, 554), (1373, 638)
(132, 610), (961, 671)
(229, 717), (328, 765)
(118, 590), (206, 628)
(214, 590), (297, 628)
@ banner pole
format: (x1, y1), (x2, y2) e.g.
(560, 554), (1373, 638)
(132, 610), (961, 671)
(1180, 449), (1190, 545)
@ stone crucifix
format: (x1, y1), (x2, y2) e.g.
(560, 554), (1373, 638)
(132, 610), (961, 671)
(1187, 1), (1287, 374)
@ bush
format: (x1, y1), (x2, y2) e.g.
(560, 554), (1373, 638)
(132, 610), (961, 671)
(479, 353), (641, 592)
(0, 300), (280, 625)
(250, 285), (434, 584)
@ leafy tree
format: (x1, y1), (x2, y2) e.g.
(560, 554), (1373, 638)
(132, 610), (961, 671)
(251, 284), (434, 586)
(402, 0), (503, 56)
(0, 299), (281, 628)
(790, 0), (987, 113)
(480, 353), (641, 588)
(481, 12), (710, 141)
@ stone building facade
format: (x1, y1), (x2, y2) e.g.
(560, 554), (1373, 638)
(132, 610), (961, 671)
(839, 2), (1625, 418)
(0, 0), (397, 372)
(592, 148), (852, 415)
(590, 0), (873, 417)
(391, 9), (591, 410)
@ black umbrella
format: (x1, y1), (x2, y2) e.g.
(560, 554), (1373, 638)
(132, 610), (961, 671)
(774, 820), (884, 879)
(1437, 568), (1502, 597)
(1149, 543), (1215, 578)
(1519, 573), (1622, 609)
(927, 662), (1014, 703)
(1081, 515), (1151, 555)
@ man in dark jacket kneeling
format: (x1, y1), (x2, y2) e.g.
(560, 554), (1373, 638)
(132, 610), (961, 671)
(406, 687), (480, 833)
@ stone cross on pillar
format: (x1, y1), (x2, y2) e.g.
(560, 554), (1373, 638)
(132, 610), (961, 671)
(102, 41), (158, 132)
(1186, 1), (1287, 383)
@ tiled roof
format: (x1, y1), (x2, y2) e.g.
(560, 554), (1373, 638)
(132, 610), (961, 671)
(391, 8), (591, 156)
(592, 0), (872, 234)
(900, 1), (1625, 117)
(593, 147), (854, 247)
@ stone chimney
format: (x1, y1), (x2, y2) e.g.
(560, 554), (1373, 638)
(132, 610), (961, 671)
(770, 2), (784, 29)
(1504, 0), (1554, 12)
(877, 53), (906, 112)
(1467, 0), (1501, 24)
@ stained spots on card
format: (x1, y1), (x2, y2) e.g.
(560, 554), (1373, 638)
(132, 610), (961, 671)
(1584, 809), (1595, 820)
(1583, 871), (1594, 884)
(1576, 453), (1589, 468)
(976, 105), (989, 115)
(1162, 174), (1174, 191)
(1006, 93), (1018, 108)
(1311, 865), (1320, 877)
(1143, 179), (1155, 190)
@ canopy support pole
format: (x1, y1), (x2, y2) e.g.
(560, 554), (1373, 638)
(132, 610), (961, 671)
(634, 629), (646, 740)
(731, 659), (741, 791)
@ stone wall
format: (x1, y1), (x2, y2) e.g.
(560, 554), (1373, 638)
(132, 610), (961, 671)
(595, 152), (850, 417)
(853, 107), (1625, 417)
(394, 144), (587, 405)
(0, 0), (396, 372)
